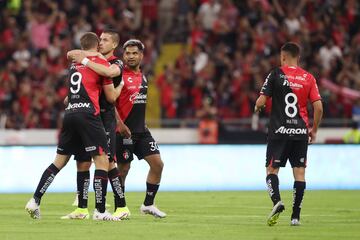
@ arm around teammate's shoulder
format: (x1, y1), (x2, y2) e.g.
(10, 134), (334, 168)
(87, 61), (121, 78)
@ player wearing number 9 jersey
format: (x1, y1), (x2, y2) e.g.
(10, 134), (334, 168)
(255, 42), (323, 226)
(25, 32), (121, 221)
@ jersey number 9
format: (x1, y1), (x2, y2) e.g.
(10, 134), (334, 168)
(70, 72), (82, 94)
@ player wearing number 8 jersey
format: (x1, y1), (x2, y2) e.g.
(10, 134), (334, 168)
(255, 42), (323, 226)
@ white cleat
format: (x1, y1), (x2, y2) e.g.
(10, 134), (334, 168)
(25, 198), (41, 219)
(93, 209), (121, 221)
(140, 204), (167, 218)
(291, 218), (301, 226)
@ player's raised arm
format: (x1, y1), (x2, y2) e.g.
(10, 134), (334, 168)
(71, 51), (122, 78)
(66, 50), (104, 60)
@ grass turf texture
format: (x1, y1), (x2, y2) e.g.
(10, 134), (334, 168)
(1, 191), (359, 240)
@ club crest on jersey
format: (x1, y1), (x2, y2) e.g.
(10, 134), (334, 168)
(127, 77), (133, 83)
(123, 150), (130, 160)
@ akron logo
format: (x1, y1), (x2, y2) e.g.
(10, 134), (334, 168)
(123, 150), (130, 160)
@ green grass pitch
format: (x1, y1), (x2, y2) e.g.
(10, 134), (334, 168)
(0, 191), (359, 240)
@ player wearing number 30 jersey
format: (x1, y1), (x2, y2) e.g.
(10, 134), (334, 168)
(255, 42), (323, 227)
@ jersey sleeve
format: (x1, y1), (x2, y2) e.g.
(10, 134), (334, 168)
(113, 59), (124, 72)
(112, 59), (124, 87)
(260, 69), (276, 97)
(309, 75), (321, 102)
(92, 57), (113, 85)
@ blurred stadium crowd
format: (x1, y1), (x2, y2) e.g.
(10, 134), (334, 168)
(0, 0), (360, 129)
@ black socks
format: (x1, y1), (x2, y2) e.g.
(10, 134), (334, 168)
(144, 182), (159, 206)
(108, 168), (126, 209)
(33, 163), (60, 204)
(292, 181), (306, 220)
(77, 171), (90, 208)
(93, 169), (108, 213)
(266, 174), (281, 205)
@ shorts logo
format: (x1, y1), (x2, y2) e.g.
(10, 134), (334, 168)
(123, 138), (133, 145)
(85, 146), (96, 152)
(300, 158), (305, 163)
(123, 150), (130, 160)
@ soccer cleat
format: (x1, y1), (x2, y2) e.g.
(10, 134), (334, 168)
(93, 209), (121, 221)
(267, 201), (285, 226)
(290, 218), (301, 226)
(61, 208), (89, 219)
(113, 207), (131, 220)
(25, 198), (41, 219)
(140, 204), (167, 218)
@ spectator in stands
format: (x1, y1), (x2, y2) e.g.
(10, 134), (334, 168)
(343, 121), (360, 144)
(1, 0), (360, 129)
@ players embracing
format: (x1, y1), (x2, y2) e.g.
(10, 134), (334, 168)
(69, 37), (166, 218)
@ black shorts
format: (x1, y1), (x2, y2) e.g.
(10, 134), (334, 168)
(74, 110), (117, 162)
(116, 129), (160, 163)
(266, 139), (308, 168)
(57, 113), (109, 158)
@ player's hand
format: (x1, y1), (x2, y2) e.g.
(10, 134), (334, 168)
(118, 122), (131, 138)
(67, 50), (82, 61)
(308, 128), (317, 144)
(254, 105), (265, 113)
(72, 51), (87, 64)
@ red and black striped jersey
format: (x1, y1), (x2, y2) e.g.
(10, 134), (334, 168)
(260, 65), (321, 140)
(116, 66), (148, 133)
(65, 56), (112, 116)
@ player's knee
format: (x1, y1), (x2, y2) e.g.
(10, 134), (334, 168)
(118, 163), (131, 176)
(151, 159), (164, 174)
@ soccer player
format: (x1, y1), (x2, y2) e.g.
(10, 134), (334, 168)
(64, 29), (129, 220)
(255, 42), (323, 226)
(72, 39), (166, 218)
(25, 32), (121, 221)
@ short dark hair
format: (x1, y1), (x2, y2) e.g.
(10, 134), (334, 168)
(281, 42), (300, 58)
(123, 39), (145, 52)
(103, 28), (119, 46)
(80, 32), (99, 50)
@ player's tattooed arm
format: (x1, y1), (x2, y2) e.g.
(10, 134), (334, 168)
(63, 96), (68, 106)
(254, 95), (267, 113)
(309, 100), (323, 144)
(115, 108), (131, 138)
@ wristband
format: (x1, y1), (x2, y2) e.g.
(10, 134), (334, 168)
(81, 57), (90, 66)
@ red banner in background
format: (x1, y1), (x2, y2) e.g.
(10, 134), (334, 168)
(321, 78), (360, 100)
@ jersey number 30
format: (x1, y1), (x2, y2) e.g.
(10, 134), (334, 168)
(285, 93), (298, 118)
(70, 72), (82, 94)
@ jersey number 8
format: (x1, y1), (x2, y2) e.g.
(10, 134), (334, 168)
(70, 72), (82, 94)
(285, 92), (298, 118)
